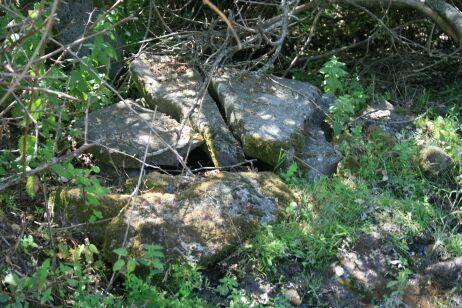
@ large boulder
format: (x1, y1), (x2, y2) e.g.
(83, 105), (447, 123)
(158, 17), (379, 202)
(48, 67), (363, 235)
(104, 171), (295, 265)
(210, 71), (320, 166)
(51, 171), (296, 265)
(211, 71), (341, 175)
(426, 257), (462, 289)
(130, 54), (246, 167)
(333, 232), (401, 301)
(76, 100), (203, 168)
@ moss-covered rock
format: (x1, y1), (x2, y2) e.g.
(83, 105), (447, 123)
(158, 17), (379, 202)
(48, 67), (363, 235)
(103, 171), (296, 265)
(418, 146), (453, 179)
(50, 188), (129, 244)
(366, 125), (397, 149)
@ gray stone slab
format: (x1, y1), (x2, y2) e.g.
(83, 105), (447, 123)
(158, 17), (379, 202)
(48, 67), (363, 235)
(77, 100), (203, 168)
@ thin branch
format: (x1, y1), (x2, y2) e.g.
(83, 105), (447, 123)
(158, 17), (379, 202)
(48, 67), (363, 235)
(0, 143), (97, 193)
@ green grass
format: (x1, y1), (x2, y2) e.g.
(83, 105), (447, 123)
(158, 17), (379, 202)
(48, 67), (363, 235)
(240, 104), (461, 304)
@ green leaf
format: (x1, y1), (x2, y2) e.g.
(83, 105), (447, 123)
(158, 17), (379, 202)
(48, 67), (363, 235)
(40, 287), (52, 305)
(151, 259), (164, 270)
(386, 280), (398, 288)
(67, 279), (78, 287)
(113, 248), (128, 257)
(52, 164), (71, 178)
(0, 292), (9, 303)
(283, 162), (298, 180)
(113, 259), (125, 272)
(88, 244), (99, 254)
(34, 259), (51, 290)
(333, 121), (343, 137)
(86, 194), (100, 206)
(126, 258), (137, 274)
(92, 209), (103, 219)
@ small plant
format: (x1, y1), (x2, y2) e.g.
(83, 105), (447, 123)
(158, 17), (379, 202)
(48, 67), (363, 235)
(281, 161), (299, 182)
(216, 274), (239, 297)
(19, 235), (38, 254)
(320, 56), (368, 136)
(383, 265), (411, 306)
(2, 259), (53, 305)
(319, 55), (348, 95)
(170, 261), (203, 299)
(52, 163), (108, 222)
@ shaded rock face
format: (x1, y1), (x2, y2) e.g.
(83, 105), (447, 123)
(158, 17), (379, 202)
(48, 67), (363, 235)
(51, 188), (128, 245)
(301, 130), (342, 179)
(51, 172), (295, 265)
(130, 54), (246, 167)
(211, 71), (341, 175)
(76, 100), (203, 168)
(359, 99), (413, 134)
(302, 95), (342, 179)
(426, 256), (462, 289)
(328, 232), (443, 306)
(319, 275), (365, 307)
(333, 232), (400, 301)
(56, 0), (97, 56)
(56, 0), (123, 78)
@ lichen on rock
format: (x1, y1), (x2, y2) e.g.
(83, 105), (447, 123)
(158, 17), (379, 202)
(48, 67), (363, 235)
(103, 171), (296, 265)
(211, 70), (341, 177)
(51, 171), (295, 266)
